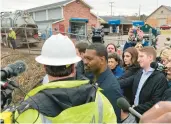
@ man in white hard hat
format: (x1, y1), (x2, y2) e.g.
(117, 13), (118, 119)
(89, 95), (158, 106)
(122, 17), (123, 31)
(14, 34), (117, 123)
(8, 28), (17, 50)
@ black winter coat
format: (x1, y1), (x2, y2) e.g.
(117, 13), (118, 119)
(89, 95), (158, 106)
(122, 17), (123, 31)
(119, 70), (168, 114)
(118, 65), (141, 103)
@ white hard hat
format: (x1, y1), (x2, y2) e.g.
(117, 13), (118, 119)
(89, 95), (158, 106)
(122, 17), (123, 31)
(36, 34), (81, 66)
(9, 28), (13, 30)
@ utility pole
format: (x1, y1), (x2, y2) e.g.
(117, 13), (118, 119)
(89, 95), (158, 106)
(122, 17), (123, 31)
(139, 4), (141, 20)
(109, 2), (114, 16)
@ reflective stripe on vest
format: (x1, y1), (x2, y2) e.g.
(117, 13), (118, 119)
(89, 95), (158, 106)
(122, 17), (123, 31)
(40, 114), (52, 123)
(40, 94), (104, 123)
(97, 94), (103, 123)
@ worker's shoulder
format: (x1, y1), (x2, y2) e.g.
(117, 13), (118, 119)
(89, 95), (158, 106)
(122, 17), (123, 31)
(102, 73), (120, 88)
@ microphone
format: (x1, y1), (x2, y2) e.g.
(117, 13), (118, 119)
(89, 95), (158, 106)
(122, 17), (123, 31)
(117, 97), (142, 118)
(150, 62), (167, 71)
(1, 60), (27, 81)
(156, 57), (162, 63)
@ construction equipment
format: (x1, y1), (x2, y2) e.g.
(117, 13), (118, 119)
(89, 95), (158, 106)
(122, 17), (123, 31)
(92, 28), (104, 43)
(0, 10), (41, 48)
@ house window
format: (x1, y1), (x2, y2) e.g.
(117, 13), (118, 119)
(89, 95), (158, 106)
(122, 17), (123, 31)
(161, 11), (163, 14)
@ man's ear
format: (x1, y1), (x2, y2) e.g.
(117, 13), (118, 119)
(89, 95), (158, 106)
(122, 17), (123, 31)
(70, 64), (76, 76)
(116, 61), (119, 66)
(149, 55), (154, 61)
(43, 65), (46, 72)
(99, 56), (106, 64)
(80, 52), (84, 57)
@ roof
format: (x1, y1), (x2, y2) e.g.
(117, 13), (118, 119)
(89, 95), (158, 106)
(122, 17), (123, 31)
(26, 0), (92, 12)
(146, 5), (171, 20)
(164, 6), (171, 11)
(26, 0), (72, 12)
(100, 16), (132, 24)
(90, 11), (99, 19)
(140, 24), (157, 36)
(35, 19), (62, 23)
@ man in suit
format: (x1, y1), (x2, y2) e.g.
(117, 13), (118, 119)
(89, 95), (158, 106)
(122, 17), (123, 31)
(119, 46), (168, 122)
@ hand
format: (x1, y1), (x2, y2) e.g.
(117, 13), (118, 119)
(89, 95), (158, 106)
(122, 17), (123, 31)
(121, 109), (129, 121)
(140, 101), (171, 123)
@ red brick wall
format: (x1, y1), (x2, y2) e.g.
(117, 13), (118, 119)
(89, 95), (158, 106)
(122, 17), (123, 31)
(52, 1), (99, 33)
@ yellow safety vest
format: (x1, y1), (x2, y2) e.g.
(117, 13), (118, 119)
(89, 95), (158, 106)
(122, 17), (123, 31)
(14, 80), (117, 123)
(8, 31), (16, 40)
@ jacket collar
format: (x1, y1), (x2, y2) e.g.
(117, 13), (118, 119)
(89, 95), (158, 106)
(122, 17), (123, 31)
(51, 77), (75, 82)
(135, 69), (164, 90)
(142, 67), (155, 74)
(96, 67), (111, 85)
(112, 65), (122, 72)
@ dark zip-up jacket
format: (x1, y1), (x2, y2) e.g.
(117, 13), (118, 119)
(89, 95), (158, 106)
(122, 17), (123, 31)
(119, 70), (168, 114)
(96, 67), (123, 122)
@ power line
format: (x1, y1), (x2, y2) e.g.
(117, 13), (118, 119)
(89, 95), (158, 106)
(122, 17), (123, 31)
(109, 2), (114, 16)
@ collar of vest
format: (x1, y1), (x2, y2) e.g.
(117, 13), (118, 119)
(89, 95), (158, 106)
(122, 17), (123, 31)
(18, 80), (97, 117)
(25, 80), (90, 100)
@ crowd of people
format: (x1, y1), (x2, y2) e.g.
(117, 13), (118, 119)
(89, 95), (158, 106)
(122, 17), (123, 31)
(10, 31), (171, 123)
(74, 31), (171, 123)
(76, 39), (171, 123)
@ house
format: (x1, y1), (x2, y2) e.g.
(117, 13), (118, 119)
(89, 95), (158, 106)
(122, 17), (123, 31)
(26, 0), (99, 37)
(146, 5), (171, 27)
(100, 16), (132, 35)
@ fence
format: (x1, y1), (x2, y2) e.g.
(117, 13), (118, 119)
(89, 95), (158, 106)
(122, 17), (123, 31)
(1, 27), (126, 55)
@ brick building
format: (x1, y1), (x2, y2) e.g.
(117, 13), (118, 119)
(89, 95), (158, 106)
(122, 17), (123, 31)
(26, 0), (99, 37)
(146, 5), (171, 27)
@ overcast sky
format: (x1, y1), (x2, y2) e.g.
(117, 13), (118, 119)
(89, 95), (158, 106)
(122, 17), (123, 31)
(1, 0), (171, 16)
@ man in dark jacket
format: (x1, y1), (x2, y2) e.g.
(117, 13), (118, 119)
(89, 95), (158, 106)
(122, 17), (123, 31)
(75, 42), (93, 80)
(84, 43), (123, 122)
(119, 47), (168, 121)
(140, 56), (171, 123)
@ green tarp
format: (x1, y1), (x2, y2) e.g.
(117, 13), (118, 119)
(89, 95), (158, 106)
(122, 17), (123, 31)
(140, 24), (157, 36)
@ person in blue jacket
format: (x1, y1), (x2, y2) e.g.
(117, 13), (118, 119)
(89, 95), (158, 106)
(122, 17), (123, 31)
(123, 37), (149, 51)
(123, 34), (136, 51)
(108, 53), (124, 78)
(123, 29), (149, 51)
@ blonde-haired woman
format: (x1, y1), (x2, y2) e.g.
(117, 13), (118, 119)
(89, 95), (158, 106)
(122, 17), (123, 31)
(160, 48), (171, 66)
